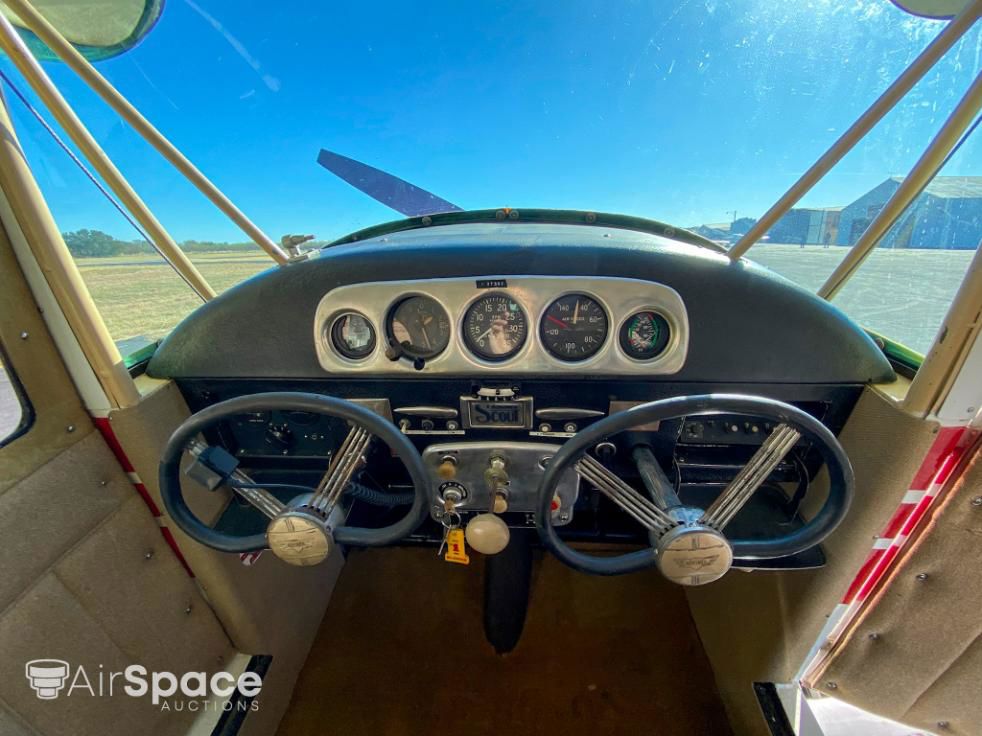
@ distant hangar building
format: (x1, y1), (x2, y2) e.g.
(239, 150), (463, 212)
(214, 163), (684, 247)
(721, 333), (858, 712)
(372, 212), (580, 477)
(836, 176), (982, 249)
(768, 207), (842, 246)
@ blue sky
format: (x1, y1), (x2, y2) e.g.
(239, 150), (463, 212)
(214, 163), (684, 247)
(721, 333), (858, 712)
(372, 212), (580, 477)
(3, 0), (980, 244)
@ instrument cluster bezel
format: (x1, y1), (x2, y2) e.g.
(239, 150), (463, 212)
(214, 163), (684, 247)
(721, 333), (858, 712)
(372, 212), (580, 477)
(313, 275), (688, 376)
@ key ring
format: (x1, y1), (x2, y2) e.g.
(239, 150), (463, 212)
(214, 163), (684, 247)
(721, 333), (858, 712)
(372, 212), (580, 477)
(441, 510), (461, 529)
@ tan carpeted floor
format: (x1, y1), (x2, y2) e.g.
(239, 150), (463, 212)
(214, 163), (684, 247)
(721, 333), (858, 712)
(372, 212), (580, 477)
(276, 547), (733, 736)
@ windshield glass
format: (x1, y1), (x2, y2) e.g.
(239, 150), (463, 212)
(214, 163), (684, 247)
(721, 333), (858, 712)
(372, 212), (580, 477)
(2, 0), (980, 357)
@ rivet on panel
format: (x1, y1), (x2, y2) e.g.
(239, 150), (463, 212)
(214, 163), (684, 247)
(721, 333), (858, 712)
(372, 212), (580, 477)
(937, 721), (950, 730)
(66, 425), (76, 433)
(19, 331), (28, 339)
(99, 480), (108, 487)
(916, 572), (930, 581)
(825, 681), (837, 690)
(868, 632), (880, 641)
(972, 496), (982, 507)
(184, 604), (193, 615)
(144, 551), (154, 560)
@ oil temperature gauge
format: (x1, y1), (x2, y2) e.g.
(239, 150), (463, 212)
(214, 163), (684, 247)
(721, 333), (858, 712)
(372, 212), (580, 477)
(619, 310), (671, 360)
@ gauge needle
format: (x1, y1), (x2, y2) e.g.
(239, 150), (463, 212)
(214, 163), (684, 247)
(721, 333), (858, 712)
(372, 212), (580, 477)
(573, 300), (580, 325)
(477, 326), (494, 342)
(546, 315), (569, 329)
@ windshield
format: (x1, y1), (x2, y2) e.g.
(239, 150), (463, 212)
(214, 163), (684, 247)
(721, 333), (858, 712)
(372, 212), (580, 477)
(2, 0), (980, 358)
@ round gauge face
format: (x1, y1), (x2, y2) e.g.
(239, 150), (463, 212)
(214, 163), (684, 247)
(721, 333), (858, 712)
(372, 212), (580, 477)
(619, 311), (671, 360)
(387, 295), (451, 359)
(331, 312), (376, 359)
(540, 294), (608, 361)
(463, 294), (528, 361)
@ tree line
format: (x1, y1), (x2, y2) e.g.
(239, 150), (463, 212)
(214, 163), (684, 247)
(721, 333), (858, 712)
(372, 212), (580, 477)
(62, 229), (265, 257)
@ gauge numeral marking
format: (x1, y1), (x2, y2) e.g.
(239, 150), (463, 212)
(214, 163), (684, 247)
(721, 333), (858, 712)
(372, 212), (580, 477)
(540, 294), (609, 361)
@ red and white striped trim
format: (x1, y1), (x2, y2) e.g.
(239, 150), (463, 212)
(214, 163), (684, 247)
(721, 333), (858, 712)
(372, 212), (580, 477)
(802, 424), (978, 684)
(239, 551), (263, 566)
(840, 426), (975, 607)
(91, 416), (195, 577)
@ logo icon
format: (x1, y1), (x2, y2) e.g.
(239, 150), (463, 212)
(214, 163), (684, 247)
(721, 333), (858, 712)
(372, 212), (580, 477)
(678, 554), (721, 570)
(25, 660), (70, 699)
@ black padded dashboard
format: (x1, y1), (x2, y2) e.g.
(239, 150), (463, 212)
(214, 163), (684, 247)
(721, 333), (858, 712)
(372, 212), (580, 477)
(148, 222), (894, 385)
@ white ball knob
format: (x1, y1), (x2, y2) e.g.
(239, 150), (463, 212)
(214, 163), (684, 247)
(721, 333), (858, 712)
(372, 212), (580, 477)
(465, 513), (510, 555)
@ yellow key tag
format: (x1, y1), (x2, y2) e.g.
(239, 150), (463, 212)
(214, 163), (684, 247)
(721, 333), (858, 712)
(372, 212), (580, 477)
(444, 528), (470, 565)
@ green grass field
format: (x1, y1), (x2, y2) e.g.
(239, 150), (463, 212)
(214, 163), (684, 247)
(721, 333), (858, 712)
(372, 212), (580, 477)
(76, 251), (273, 345)
(74, 245), (976, 359)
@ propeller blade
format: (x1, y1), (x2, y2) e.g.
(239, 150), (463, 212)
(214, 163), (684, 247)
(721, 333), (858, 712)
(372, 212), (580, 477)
(317, 149), (463, 217)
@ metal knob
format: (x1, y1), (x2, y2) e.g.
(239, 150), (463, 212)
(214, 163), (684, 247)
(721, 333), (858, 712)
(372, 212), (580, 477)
(465, 513), (510, 555)
(437, 456), (458, 481)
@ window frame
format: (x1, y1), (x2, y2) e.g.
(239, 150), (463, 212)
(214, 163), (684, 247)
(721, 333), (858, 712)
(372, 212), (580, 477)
(0, 340), (36, 448)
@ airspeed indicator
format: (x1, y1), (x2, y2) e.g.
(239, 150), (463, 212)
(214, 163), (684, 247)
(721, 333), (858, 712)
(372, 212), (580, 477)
(540, 294), (608, 361)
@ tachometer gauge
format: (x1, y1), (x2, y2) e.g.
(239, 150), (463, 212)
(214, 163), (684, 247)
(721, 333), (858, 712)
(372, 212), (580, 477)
(620, 310), (671, 360)
(330, 312), (376, 359)
(463, 293), (528, 361)
(387, 295), (451, 359)
(540, 294), (608, 361)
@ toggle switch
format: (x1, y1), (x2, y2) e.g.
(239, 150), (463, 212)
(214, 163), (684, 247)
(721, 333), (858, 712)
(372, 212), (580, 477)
(485, 455), (510, 515)
(493, 492), (509, 514)
(437, 455), (458, 481)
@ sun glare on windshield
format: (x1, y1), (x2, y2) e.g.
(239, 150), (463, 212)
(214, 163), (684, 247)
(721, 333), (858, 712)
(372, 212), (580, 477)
(0, 0), (978, 357)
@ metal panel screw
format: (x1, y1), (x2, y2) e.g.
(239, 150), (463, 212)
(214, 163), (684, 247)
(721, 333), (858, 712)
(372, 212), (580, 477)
(19, 331), (28, 339)
(184, 604), (193, 615)
(825, 681), (838, 690)
(972, 496), (982, 507)
(916, 572), (930, 581)
(66, 425), (75, 433)
(937, 721), (950, 730)
(868, 632), (879, 641)
(144, 551), (154, 560)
